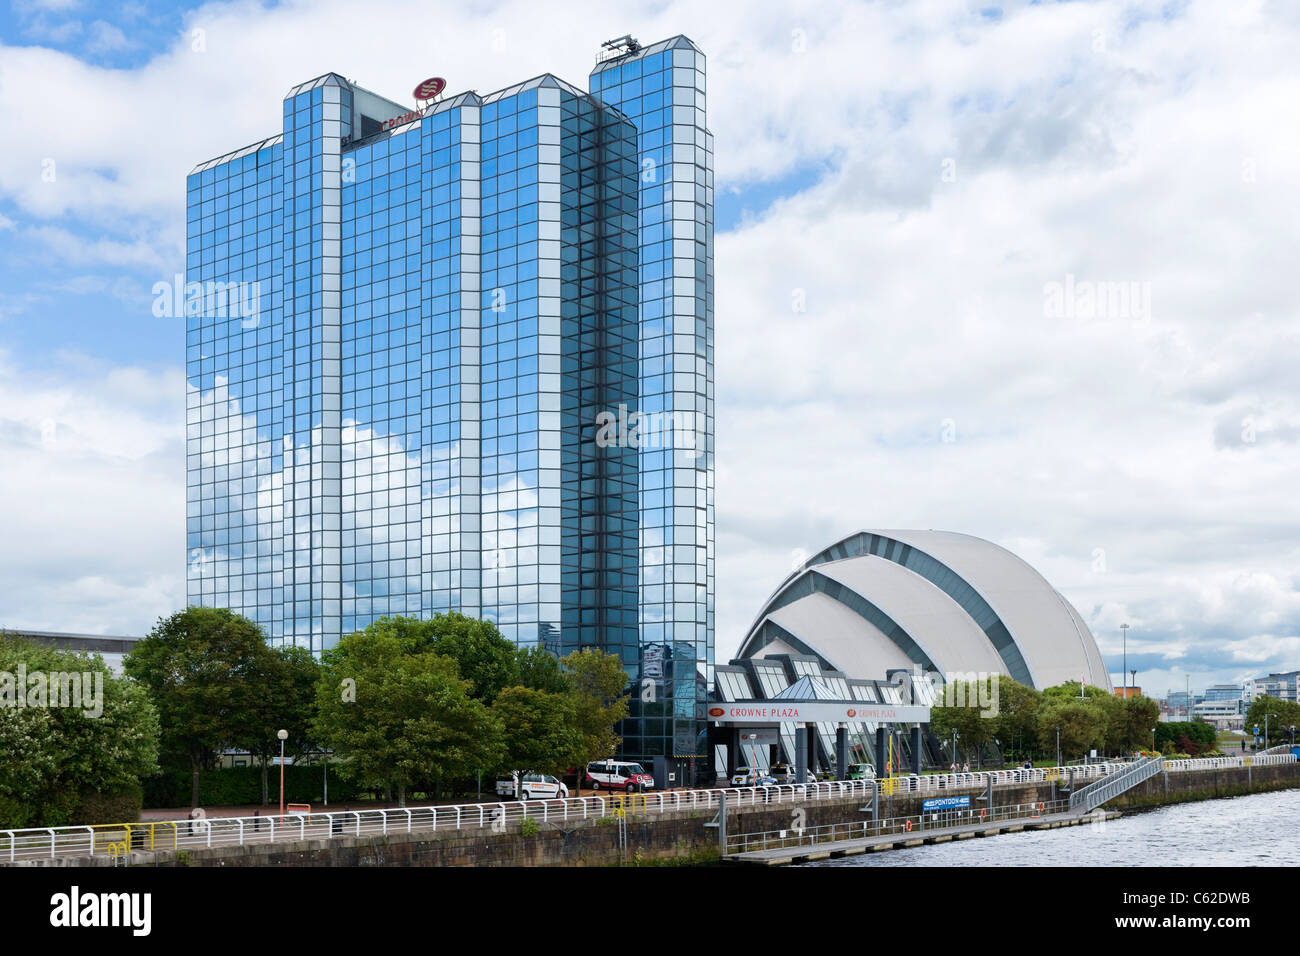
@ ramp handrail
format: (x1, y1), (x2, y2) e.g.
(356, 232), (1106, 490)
(1068, 756), (1163, 813)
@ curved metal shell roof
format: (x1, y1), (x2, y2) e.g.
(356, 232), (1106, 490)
(739, 530), (1111, 691)
(816, 556), (1005, 677)
(763, 590), (916, 676)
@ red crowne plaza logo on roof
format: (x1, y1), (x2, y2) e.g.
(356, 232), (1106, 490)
(413, 77), (446, 100)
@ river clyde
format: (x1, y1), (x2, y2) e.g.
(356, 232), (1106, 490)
(806, 788), (1298, 866)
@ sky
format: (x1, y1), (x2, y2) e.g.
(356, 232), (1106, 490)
(1, 0), (1298, 699)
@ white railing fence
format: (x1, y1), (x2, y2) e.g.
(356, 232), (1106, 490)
(2, 753), (1291, 864)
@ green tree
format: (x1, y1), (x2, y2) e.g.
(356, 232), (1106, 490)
(1089, 690), (1126, 753)
(561, 648), (630, 794)
(240, 645), (322, 805)
(1153, 721), (1215, 754)
(991, 676), (1042, 761)
(314, 628), (503, 805)
(516, 644), (570, 694)
(1037, 698), (1108, 762)
(1115, 695), (1161, 753)
(1245, 695), (1300, 748)
(1042, 680), (1112, 703)
(360, 613), (520, 704)
(124, 607), (274, 807)
(0, 633), (160, 827)
(928, 678), (997, 767)
(490, 686), (580, 777)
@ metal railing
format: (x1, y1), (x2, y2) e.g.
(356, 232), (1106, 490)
(0, 782), (878, 864)
(725, 798), (1072, 855)
(1068, 756), (1163, 813)
(1065, 753), (1299, 813)
(6, 755), (1288, 864)
(0, 768), (1108, 865)
(1162, 753), (1296, 771)
(896, 762), (1123, 791)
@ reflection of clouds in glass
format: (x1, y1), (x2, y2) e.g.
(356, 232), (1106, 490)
(341, 416), (423, 625)
(186, 373), (553, 640)
(481, 473), (539, 511)
(186, 380), (425, 637)
(185, 377), (281, 584)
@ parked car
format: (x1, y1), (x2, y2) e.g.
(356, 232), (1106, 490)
(848, 762), (876, 780)
(730, 768), (778, 787)
(585, 760), (655, 793)
(495, 772), (569, 799)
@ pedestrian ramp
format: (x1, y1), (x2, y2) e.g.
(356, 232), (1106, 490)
(1067, 757), (1163, 814)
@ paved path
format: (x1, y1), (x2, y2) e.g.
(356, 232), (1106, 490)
(724, 810), (1121, 865)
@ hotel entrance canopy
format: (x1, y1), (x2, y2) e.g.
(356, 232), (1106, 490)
(708, 700), (930, 725)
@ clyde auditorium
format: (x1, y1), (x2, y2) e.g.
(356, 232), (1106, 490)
(708, 530), (1112, 777)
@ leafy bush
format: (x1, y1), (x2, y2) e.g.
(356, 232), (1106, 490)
(143, 765), (359, 809)
(520, 816), (540, 837)
(0, 634), (159, 828)
(75, 785), (143, 824)
(1155, 721), (1215, 754)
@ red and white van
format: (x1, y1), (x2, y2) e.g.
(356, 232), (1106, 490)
(585, 760), (655, 793)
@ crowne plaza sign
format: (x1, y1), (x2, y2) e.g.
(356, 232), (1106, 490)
(706, 702), (930, 724)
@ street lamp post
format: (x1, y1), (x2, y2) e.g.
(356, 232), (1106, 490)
(276, 729), (288, 819)
(1055, 726), (1061, 768)
(1120, 623), (1130, 698)
(1151, 727), (1157, 753)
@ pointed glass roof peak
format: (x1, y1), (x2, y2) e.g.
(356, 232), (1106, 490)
(769, 674), (841, 701)
(285, 72), (349, 99)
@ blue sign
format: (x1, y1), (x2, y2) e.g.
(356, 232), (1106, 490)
(923, 796), (971, 811)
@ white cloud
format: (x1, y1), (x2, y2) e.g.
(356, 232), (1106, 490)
(707, 1), (1300, 689)
(85, 20), (132, 55)
(0, 350), (185, 635)
(0, 0), (1298, 689)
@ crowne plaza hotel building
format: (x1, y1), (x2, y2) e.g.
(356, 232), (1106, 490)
(185, 36), (714, 765)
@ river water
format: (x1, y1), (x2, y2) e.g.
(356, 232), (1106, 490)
(805, 789), (1298, 866)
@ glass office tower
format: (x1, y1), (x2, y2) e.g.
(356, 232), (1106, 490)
(185, 36), (711, 765)
(589, 38), (715, 765)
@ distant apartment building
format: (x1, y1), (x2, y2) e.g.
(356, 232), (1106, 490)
(1203, 683), (1244, 706)
(1192, 699), (1244, 730)
(0, 629), (140, 675)
(1245, 672), (1299, 703)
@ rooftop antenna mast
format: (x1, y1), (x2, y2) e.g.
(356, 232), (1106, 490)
(599, 34), (641, 61)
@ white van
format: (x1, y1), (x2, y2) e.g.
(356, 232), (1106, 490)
(585, 760), (655, 792)
(495, 772), (569, 799)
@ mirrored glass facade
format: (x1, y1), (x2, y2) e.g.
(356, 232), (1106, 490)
(186, 36), (713, 764)
(590, 36), (715, 764)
